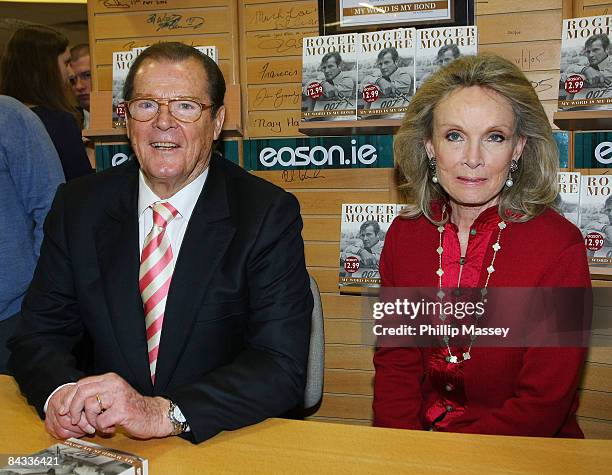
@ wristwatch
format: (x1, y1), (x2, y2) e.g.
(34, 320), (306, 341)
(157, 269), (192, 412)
(167, 400), (189, 436)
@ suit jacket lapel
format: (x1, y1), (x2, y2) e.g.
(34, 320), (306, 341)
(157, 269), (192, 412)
(95, 164), (153, 394)
(154, 157), (236, 391)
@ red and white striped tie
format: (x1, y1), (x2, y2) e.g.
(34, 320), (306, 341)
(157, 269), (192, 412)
(139, 201), (179, 383)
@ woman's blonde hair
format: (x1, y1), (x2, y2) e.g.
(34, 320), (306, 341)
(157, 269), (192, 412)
(395, 53), (558, 223)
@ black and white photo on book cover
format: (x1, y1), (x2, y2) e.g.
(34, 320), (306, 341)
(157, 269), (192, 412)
(357, 28), (415, 120)
(579, 174), (612, 266)
(301, 34), (357, 121)
(559, 15), (612, 111)
(557, 171), (581, 227)
(339, 203), (398, 288)
(415, 26), (477, 90)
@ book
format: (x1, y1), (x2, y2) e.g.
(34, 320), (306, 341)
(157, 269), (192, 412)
(557, 171), (581, 226)
(112, 48), (144, 128)
(112, 45), (218, 128)
(301, 33), (358, 122)
(339, 203), (398, 288)
(558, 15), (612, 111)
(0, 437), (147, 474)
(415, 26), (478, 90)
(579, 174), (612, 266)
(357, 28), (416, 120)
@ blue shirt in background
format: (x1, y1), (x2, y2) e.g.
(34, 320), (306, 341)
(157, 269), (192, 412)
(0, 95), (65, 321)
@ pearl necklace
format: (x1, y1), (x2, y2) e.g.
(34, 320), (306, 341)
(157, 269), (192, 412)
(436, 211), (507, 364)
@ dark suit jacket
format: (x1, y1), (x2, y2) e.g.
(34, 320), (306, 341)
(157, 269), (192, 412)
(8, 154), (313, 443)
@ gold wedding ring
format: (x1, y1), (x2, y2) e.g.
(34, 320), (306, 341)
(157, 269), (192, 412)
(96, 393), (104, 413)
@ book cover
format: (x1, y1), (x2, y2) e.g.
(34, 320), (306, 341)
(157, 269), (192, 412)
(357, 28), (415, 120)
(579, 174), (612, 266)
(415, 26), (478, 90)
(558, 15), (612, 111)
(339, 203), (397, 288)
(112, 49), (142, 128)
(557, 171), (581, 226)
(301, 34), (357, 122)
(0, 438), (148, 474)
(195, 45), (218, 63)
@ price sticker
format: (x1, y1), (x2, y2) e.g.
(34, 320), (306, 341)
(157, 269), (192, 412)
(362, 84), (380, 103)
(344, 256), (360, 273)
(585, 231), (605, 251)
(307, 82), (323, 100)
(565, 74), (585, 94)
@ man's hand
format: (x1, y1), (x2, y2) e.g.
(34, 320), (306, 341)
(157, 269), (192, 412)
(359, 249), (378, 267)
(583, 67), (608, 86)
(45, 384), (93, 439)
(322, 81), (338, 98)
(67, 373), (174, 439)
(376, 77), (396, 97)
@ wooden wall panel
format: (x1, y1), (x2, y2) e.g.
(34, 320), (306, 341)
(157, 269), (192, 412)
(305, 242), (340, 267)
(293, 190), (390, 214)
(246, 57), (301, 84)
(91, 0), (228, 14)
(524, 71), (562, 101)
(248, 110), (301, 137)
(302, 216), (341, 241)
(317, 394), (373, 420)
(93, 8), (230, 39)
(324, 369), (374, 396)
(252, 169), (392, 189)
(308, 267), (340, 293)
(325, 319), (368, 345)
(477, 10), (563, 44)
(578, 390), (612, 420)
(95, 35), (233, 65)
(479, 40), (561, 71)
(248, 84), (301, 111)
(244, 1), (318, 31)
(245, 29), (317, 58)
(325, 344), (374, 371)
(578, 417), (612, 439)
(321, 294), (367, 319)
(477, 0), (563, 14)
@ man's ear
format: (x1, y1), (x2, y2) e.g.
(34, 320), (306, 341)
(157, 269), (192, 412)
(213, 105), (226, 141)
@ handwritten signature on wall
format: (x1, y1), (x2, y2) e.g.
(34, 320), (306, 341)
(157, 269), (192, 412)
(281, 169), (324, 183)
(147, 13), (205, 32)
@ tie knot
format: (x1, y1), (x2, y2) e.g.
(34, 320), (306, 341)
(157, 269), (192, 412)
(152, 201), (179, 228)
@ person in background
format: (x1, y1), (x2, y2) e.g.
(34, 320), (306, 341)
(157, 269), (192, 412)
(9, 42), (312, 444)
(69, 44), (91, 128)
(0, 95), (64, 374)
(374, 53), (590, 437)
(0, 26), (93, 181)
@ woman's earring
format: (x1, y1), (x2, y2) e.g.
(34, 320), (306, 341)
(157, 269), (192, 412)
(505, 159), (519, 188)
(429, 157), (438, 184)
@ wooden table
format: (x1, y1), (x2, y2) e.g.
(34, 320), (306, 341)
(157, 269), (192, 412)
(1, 376), (610, 474)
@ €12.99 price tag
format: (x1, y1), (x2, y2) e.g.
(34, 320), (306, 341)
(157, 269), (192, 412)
(565, 74), (585, 94)
(585, 231), (605, 251)
(307, 82), (323, 100)
(362, 84), (380, 103)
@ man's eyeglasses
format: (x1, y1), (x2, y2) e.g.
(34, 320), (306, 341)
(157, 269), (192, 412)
(69, 71), (91, 86)
(125, 97), (212, 123)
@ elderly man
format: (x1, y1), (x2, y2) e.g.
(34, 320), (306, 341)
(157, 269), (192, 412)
(9, 42), (312, 444)
(69, 44), (92, 128)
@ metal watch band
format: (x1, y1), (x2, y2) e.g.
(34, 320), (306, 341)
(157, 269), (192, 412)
(167, 400), (188, 436)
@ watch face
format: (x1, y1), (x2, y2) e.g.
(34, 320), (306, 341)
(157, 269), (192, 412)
(172, 405), (186, 423)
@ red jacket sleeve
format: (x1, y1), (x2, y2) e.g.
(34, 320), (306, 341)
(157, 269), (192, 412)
(373, 220), (425, 429)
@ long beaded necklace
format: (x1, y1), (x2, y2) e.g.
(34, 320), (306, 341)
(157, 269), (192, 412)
(435, 208), (507, 364)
